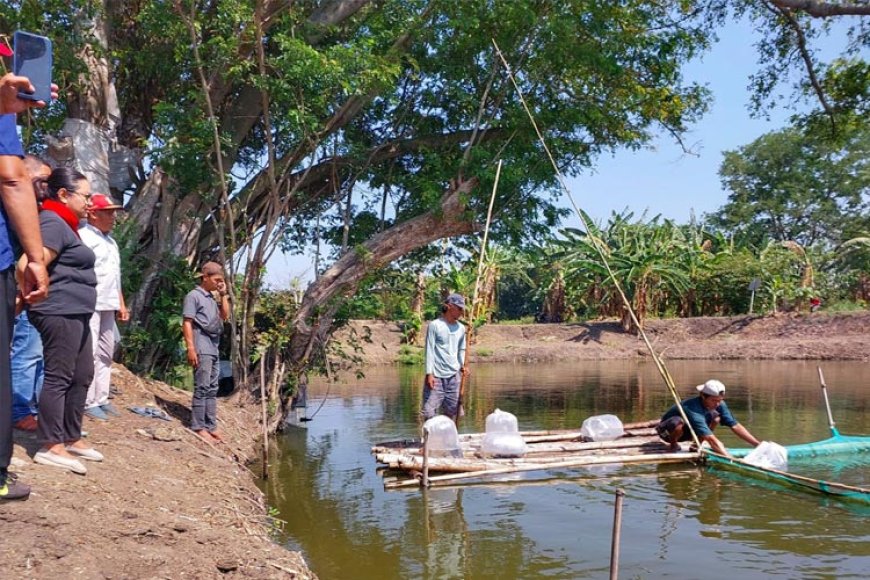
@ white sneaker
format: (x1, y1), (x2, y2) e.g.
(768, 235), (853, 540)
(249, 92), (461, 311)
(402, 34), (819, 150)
(34, 450), (87, 475)
(66, 445), (104, 462)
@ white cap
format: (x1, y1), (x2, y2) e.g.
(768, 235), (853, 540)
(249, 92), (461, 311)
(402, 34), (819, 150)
(696, 379), (726, 396)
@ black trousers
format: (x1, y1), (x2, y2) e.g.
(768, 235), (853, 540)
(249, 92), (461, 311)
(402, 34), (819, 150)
(29, 312), (93, 446)
(0, 268), (16, 472)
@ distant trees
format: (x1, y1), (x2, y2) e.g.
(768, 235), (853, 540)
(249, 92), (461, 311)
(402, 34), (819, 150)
(711, 123), (870, 249)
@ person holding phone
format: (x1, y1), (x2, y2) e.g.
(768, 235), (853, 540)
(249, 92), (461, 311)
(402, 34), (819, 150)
(182, 262), (230, 442)
(0, 72), (54, 501)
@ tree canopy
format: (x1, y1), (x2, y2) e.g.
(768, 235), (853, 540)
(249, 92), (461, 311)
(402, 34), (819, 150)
(712, 122), (869, 248)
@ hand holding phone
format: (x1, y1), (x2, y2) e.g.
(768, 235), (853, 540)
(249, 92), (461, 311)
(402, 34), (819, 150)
(12, 31), (53, 103)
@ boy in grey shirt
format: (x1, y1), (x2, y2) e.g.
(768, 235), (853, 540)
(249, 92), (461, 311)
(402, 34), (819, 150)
(182, 262), (229, 441)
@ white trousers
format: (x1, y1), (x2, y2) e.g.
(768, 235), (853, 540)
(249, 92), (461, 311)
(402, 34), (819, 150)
(85, 310), (116, 409)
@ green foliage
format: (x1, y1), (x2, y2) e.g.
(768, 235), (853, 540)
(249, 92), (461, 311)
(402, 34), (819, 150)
(396, 344), (423, 366)
(556, 211), (693, 331)
(114, 216), (192, 384)
(711, 123), (869, 249)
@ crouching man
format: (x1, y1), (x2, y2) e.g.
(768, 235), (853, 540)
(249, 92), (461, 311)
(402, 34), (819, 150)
(656, 379), (761, 457)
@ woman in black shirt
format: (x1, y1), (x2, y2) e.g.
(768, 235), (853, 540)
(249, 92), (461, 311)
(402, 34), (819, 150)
(27, 168), (99, 475)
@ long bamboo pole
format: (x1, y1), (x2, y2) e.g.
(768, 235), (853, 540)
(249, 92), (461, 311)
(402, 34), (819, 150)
(490, 40), (701, 452)
(456, 159), (502, 427)
(385, 452), (696, 489)
(260, 353), (268, 480)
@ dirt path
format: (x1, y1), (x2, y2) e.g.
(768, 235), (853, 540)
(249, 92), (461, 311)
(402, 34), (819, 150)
(1, 367), (314, 580)
(345, 311), (870, 365)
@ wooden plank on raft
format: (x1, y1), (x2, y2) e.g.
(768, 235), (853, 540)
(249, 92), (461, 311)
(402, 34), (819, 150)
(390, 442), (686, 473)
(384, 452), (699, 489)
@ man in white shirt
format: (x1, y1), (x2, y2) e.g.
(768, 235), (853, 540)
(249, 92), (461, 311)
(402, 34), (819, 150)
(79, 194), (129, 421)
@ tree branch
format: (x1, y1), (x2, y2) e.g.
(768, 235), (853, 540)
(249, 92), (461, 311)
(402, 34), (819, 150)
(285, 175), (480, 378)
(196, 128), (506, 253)
(768, 1), (838, 130)
(770, 1), (870, 17)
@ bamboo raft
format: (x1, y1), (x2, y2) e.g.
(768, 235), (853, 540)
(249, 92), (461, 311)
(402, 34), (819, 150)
(373, 420), (701, 489)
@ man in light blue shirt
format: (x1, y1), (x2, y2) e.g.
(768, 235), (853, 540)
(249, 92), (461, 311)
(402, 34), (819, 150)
(422, 293), (468, 420)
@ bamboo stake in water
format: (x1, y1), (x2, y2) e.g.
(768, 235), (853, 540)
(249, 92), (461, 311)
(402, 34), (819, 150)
(817, 366), (839, 436)
(421, 427), (430, 488)
(610, 488), (625, 580)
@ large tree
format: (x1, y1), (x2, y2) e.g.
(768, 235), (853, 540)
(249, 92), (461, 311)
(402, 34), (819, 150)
(2, 0), (864, 425)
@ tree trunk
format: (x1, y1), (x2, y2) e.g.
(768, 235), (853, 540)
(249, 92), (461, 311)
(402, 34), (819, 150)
(278, 176), (479, 424)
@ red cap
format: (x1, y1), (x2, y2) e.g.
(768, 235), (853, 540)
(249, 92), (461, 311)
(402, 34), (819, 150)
(89, 193), (124, 211)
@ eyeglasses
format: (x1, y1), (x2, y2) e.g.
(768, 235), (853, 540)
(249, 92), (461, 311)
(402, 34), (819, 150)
(64, 189), (92, 202)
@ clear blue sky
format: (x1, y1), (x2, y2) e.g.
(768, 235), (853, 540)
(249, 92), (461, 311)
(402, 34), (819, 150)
(265, 18), (855, 287)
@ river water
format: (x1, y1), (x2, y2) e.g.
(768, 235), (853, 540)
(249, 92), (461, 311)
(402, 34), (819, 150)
(259, 360), (870, 579)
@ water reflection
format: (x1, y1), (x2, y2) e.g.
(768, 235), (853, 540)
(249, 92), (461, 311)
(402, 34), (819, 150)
(261, 360), (870, 580)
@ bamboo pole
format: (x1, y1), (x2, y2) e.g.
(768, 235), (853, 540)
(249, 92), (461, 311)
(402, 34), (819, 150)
(260, 354), (268, 480)
(456, 159), (502, 427)
(391, 444), (682, 473)
(491, 39), (702, 452)
(376, 435), (666, 466)
(817, 367), (839, 437)
(610, 489), (625, 580)
(385, 452), (696, 489)
(421, 427), (430, 488)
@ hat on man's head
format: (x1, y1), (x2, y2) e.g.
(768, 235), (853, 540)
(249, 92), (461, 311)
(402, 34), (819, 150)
(89, 193), (124, 211)
(696, 379), (726, 396)
(444, 293), (466, 310)
(200, 261), (224, 277)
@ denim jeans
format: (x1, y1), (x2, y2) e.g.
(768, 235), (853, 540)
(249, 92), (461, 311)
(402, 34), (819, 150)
(10, 311), (44, 423)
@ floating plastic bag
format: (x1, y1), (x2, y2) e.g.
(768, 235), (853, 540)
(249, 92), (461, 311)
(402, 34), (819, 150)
(482, 409), (527, 457)
(742, 441), (788, 471)
(580, 414), (624, 442)
(423, 415), (461, 457)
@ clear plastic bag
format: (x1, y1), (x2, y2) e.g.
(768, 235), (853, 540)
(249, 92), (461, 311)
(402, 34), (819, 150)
(481, 409), (527, 457)
(579, 414), (624, 441)
(423, 415), (461, 457)
(742, 441), (788, 471)
(485, 408), (520, 434)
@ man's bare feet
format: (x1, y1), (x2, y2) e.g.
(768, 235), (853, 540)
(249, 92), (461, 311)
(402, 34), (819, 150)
(208, 430), (224, 442)
(194, 429), (215, 442)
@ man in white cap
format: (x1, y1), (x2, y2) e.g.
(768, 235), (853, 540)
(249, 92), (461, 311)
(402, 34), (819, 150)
(421, 293), (468, 421)
(656, 379), (761, 456)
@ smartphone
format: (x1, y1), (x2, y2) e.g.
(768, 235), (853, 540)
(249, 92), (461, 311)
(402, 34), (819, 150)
(12, 31), (53, 102)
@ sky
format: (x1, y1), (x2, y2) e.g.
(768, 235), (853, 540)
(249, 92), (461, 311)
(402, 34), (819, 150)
(264, 17), (858, 288)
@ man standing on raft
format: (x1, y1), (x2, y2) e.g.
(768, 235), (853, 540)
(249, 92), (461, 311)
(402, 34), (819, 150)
(656, 379), (761, 457)
(421, 293), (468, 421)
